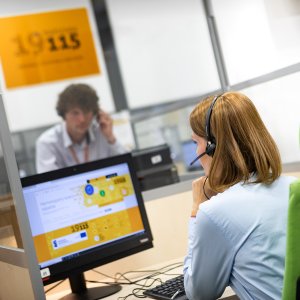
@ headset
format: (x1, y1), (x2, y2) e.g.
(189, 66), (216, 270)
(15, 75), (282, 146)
(190, 94), (222, 166)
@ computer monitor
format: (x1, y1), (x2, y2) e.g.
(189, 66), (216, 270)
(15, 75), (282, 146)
(181, 140), (203, 171)
(21, 153), (153, 300)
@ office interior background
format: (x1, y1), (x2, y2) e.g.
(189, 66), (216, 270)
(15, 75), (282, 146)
(0, 0), (300, 298)
(0, 0), (300, 192)
(0, 1), (300, 299)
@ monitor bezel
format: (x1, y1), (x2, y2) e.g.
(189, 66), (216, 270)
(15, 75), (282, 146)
(21, 153), (153, 285)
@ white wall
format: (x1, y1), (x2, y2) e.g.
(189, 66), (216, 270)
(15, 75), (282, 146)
(106, 0), (221, 109)
(211, 0), (300, 163)
(0, 0), (115, 132)
(212, 0), (300, 84)
(242, 72), (300, 163)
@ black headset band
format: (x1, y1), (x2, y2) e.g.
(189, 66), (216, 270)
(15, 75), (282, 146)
(189, 94), (222, 165)
(205, 94), (222, 142)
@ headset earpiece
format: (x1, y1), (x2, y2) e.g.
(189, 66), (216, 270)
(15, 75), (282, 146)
(205, 94), (222, 157)
(205, 141), (216, 157)
(189, 94), (222, 166)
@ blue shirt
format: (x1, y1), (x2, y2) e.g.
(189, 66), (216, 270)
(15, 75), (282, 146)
(183, 175), (297, 300)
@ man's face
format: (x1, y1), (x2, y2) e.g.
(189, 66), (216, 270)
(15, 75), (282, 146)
(64, 107), (94, 140)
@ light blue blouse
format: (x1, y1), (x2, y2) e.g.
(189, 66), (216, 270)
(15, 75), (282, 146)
(183, 175), (296, 300)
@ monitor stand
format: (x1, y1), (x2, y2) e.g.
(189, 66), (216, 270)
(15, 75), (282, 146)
(59, 272), (121, 300)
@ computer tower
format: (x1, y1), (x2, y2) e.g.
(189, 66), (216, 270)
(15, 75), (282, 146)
(132, 144), (180, 191)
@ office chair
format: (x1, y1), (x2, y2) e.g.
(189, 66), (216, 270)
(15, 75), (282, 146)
(282, 179), (300, 300)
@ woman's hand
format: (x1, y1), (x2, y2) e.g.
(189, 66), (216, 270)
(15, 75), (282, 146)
(191, 176), (217, 217)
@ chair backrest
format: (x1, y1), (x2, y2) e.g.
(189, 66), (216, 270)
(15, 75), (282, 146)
(282, 179), (300, 300)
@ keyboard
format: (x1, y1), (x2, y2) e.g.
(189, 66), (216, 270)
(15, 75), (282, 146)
(143, 275), (188, 300)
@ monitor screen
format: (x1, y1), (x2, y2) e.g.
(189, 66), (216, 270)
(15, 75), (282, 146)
(181, 140), (203, 171)
(21, 153), (153, 299)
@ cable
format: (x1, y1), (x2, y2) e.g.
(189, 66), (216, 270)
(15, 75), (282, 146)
(45, 262), (182, 297)
(114, 261), (183, 284)
(91, 261), (183, 286)
(117, 287), (148, 299)
(92, 261), (182, 282)
(87, 261), (184, 300)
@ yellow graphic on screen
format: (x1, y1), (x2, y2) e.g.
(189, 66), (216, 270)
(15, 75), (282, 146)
(33, 207), (144, 264)
(82, 174), (134, 207)
(0, 8), (100, 88)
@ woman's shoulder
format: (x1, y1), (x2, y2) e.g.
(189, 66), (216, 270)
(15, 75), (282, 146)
(199, 175), (295, 221)
(280, 174), (299, 183)
(199, 182), (245, 221)
(267, 174), (298, 193)
(201, 174), (297, 204)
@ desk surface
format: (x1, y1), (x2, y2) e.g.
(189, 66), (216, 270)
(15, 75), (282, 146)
(46, 258), (236, 300)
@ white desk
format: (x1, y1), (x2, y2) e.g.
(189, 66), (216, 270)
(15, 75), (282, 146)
(46, 258), (236, 300)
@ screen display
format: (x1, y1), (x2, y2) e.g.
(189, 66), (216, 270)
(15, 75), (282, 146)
(182, 140), (202, 171)
(21, 154), (152, 283)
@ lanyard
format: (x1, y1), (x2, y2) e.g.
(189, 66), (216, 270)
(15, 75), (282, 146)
(69, 144), (89, 164)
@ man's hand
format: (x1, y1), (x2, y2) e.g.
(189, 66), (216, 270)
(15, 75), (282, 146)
(98, 110), (116, 144)
(191, 176), (217, 217)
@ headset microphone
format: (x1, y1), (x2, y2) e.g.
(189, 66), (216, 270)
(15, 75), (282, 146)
(189, 142), (216, 166)
(189, 94), (221, 166)
(190, 151), (207, 166)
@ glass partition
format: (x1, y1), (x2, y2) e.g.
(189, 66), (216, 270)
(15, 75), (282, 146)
(106, 0), (221, 109)
(1, 0), (300, 191)
(0, 135), (23, 249)
(241, 71), (300, 164)
(0, 0), (118, 179)
(212, 0), (300, 85)
(133, 71), (300, 176)
(133, 105), (203, 177)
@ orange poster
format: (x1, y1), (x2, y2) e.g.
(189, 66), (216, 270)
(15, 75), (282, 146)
(0, 8), (100, 89)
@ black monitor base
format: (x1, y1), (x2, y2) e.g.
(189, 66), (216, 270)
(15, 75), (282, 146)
(59, 273), (122, 300)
